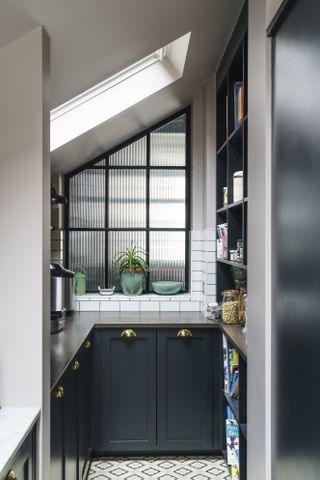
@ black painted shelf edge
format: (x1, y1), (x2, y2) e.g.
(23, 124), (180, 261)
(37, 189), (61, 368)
(223, 391), (240, 422)
(216, 116), (248, 155)
(217, 259), (247, 270)
(217, 197), (247, 213)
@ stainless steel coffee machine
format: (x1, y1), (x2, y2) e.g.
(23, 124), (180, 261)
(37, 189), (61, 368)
(50, 263), (75, 333)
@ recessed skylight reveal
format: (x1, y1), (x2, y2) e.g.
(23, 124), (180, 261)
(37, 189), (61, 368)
(50, 32), (191, 151)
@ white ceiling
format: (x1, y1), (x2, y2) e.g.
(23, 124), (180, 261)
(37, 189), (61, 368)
(0, 0), (244, 174)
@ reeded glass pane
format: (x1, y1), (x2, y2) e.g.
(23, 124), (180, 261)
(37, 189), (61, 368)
(109, 137), (147, 166)
(108, 231), (146, 289)
(95, 158), (106, 166)
(109, 169), (146, 228)
(150, 170), (186, 228)
(69, 169), (105, 228)
(149, 231), (185, 288)
(150, 114), (186, 166)
(69, 231), (105, 291)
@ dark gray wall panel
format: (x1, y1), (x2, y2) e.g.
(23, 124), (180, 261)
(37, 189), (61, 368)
(273, 0), (320, 478)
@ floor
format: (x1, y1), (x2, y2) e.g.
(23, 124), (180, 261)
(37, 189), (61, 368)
(88, 456), (229, 480)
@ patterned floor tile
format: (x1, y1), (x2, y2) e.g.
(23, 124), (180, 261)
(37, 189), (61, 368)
(87, 456), (229, 479)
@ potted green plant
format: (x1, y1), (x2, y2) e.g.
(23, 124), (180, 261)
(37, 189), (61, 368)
(114, 242), (149, 296)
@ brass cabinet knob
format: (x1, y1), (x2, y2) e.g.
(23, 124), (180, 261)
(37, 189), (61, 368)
(85, 340), (91, 349)
(72, 360), (80, 370)
(55, 385), (64, 399)
(121, 329), (137, 338)
(177, 328), (192, 338)
(7, 471), (17, 480)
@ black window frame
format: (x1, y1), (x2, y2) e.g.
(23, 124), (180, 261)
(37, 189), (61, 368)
(64, 106), (191, 292)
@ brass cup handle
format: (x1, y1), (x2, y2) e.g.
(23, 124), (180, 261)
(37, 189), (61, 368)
(72, 360), (80, 370)
(85, 340), (91, 349)
(121, 329), (137, 338)
(177, 328), (192, 338)
(7, 471), (17, 480)
(55, 386), (64, 399)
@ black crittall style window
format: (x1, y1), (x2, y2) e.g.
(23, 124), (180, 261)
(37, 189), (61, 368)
(65, 108), (191, 292)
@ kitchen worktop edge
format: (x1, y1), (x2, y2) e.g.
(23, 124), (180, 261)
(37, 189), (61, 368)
(51, 312), (247, 389)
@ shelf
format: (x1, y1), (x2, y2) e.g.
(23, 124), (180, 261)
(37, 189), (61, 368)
(217, 259), (247, 270)
(217, 198), (246, 213)
(216, 116), (247, 155)
(240, 423), (247, 441)
(223, 391), (240, 422)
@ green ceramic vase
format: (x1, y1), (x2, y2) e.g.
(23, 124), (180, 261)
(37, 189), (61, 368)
(120, 271), (145, 296)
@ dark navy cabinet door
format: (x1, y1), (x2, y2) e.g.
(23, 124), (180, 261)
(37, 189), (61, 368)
(50, 383), (65, 480)
(64, 364), (78, 480)
(99, 328), (157, 452)
(157, 328), (213, 452)
(78, 337), (92, 479)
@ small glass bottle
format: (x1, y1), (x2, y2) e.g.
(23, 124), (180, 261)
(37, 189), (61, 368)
(223, 187), (228, 207)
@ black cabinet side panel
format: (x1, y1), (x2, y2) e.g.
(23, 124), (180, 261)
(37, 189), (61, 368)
(273, 1), (320, 478)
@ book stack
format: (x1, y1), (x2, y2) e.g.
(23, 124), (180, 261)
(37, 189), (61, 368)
(223, 336), (239, 399)
(217, 223), (228, 260)
(233, 82), (244, 129)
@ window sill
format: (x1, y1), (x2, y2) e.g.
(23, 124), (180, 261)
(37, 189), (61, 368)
(75, 292), (192, 302)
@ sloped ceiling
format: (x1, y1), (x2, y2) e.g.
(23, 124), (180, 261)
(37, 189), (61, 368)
(0, 0), (244, 174)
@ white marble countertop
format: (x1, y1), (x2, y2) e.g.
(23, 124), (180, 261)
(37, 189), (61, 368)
(0, 407), (40, 476)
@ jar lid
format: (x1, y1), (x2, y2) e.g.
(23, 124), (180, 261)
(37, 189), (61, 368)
(223, 289), (239, 296)
(233, 170), (243, 178)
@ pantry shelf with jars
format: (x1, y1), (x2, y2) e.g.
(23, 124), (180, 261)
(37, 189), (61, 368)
(215, 5), (248, 479)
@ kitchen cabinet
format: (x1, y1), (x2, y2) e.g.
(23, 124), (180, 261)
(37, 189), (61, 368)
(98, 328), (157, 452)
(50, 335), (92, 480)
(96, 327), (215, 453)
(157, 328), (213, 451)
(0, 429), (35, 480)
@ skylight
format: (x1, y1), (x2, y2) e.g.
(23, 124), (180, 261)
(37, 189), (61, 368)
(50, 33), (191, 151)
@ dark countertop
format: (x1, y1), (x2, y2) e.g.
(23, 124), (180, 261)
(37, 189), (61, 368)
(51, 311), (247, 390)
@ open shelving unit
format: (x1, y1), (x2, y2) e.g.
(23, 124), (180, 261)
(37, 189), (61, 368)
(216, 28), (248, 298)
(216, 3), (248, 479)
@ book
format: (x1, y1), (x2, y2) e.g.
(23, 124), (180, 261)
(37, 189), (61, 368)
(226, 419), (239, 466)
(233, 82), (244, 129)
(217, 223), (228, 260)
(223, 336), (230, 393)
(238, 85), (244, 125)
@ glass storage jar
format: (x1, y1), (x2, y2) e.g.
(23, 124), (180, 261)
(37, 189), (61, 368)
(222, 289), (239, 324)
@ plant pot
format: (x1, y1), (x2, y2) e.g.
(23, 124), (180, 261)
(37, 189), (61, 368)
(120, 271), (145, 296)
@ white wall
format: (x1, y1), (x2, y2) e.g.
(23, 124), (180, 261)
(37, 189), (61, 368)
(0, 27), (50, 479)
(248, 1), (272, 480)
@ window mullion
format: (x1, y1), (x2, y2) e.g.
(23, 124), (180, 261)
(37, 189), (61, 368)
(146, 133), (150, 291)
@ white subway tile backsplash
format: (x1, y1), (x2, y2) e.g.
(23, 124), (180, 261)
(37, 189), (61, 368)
(100, 301), (120, 311)
(192, 281), (204, 292)
(191, 240), (206, 251)
(80, 301), (100, 312)
(191, 231), (203, 241)
(192, 271), (204, 282)
(206, 295), (217, 304)
(206, 273), (216, 285)
(191, 251), (204, 262)
(207, 262), (216, 275)
(160, 301), (180, 312)
(179, 301), (200, 311)
(140, 302), (160, 312)
(207, 241), (216, 252)
(120, 302), (140, 312)
(74, 229), (218, 312)
(206, 284), (216, 295)
(191, 291), (205, 301)
(206, 230), (216, 242)
(73, 301), (80, 312)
